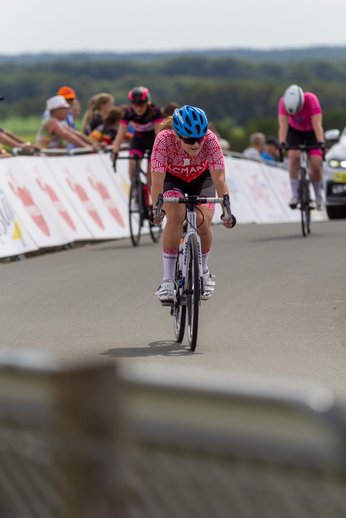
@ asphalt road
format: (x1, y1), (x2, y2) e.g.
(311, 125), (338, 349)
(1, 219), (345, 398)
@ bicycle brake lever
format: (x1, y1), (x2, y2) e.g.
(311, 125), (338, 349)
(112, 152), (118, 172)
(154, 193), (164, 223)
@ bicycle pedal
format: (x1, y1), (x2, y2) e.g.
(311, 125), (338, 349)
(161, 301), (173, 307)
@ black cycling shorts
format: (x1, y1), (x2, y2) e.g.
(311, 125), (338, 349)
(163, 169), (215, 197)
(129, 131), (156, 160)
(286, 125), (318, 148)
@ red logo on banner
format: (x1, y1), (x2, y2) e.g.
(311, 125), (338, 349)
(65, 172), (104, 230)
(8, 180), (50, 236)
(249, 172), (274, 209)
(35, 175), (77, 232)
(87, 175), (125, 228)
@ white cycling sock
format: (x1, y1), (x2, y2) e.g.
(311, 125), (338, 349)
(290, 179), (300, 198)
(163, 246), (178, 281)
(312, 181), (322, 197)
(202, 247), (211, 273)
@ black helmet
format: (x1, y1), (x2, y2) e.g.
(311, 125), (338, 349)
(128, 86), (150, 105)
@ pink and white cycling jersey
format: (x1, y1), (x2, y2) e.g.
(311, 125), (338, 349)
(278, 92), (322, 132)
(151, 129), (225, 182)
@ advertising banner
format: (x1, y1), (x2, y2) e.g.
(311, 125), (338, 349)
(0, 186), (38, 258)
(20, 156), (92, 240)
(99, 151), (131, 206)
(229, 159), (289, 223)
(45, 154), (130, 239)
(260, 164), (300, 222)
(99, 151), (151, 235)
(0, 158), (82, 248)
(223, 156), (262, 224)
(261, 163), (327, 222)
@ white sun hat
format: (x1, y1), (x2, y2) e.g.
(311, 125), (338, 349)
(46, 95), (70, 111)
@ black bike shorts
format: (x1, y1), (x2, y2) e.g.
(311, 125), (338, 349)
(163, 169), (216, 211)
(129, 131), (156, 160)
(286, 125), (322, 156)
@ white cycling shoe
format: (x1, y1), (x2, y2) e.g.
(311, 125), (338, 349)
(155, 280), (174, 305)
(289, 196), (299, 209)
(315, 194), (323, 211)
(201, 270), (215, 301)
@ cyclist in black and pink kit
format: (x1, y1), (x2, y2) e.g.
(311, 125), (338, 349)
(278, 84), (325, 210)
(151, 105), (236, 304)
(111, 86), (163, 191)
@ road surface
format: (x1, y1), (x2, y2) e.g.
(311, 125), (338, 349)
(1, 219), (345, 398)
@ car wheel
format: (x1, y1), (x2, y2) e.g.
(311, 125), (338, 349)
(326, 205), (346, 219)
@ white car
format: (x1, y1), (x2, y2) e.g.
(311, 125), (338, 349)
(323, 128), (346, 219)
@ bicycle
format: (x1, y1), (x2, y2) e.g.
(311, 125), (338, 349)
(155, 192), (232, 352)
(114, 154), (162, 246)
(281, 143), (325, 238)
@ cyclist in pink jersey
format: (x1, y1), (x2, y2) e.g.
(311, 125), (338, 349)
(278, 84), (325, 210)
(150, 105), (236, 304)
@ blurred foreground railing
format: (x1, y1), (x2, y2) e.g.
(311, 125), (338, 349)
(124, 368), (346, 518)
(0, 352), (345, 517)
(0, 350), (129, 518)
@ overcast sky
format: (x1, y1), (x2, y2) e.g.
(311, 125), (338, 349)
(1, 0), (346, 55)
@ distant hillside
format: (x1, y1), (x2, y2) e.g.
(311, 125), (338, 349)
(1, 46), (346, 65)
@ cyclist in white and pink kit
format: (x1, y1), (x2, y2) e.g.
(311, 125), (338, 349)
(278, 84), (325, 210)
(150, 105), (236, 304)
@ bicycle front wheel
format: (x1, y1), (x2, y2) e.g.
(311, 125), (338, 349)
(129, 177), (142, 246)
(173, 252), (186, 343)
(300, 180), (310, 237)
(186, 233), (200, 351)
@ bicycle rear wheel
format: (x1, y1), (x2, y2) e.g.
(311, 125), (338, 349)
(173, 250), (186, 343)
(129, 176), (142, 246)
(186, 233), (200, 351)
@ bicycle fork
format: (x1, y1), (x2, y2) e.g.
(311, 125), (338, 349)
(181, 230), (204, 302)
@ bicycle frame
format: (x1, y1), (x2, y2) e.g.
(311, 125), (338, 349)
(181, 204), (204, 295)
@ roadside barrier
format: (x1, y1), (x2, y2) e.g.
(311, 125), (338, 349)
(0, 349), (345, 517)
(0, 350), (129, 518)
(0, 151), (327, 259)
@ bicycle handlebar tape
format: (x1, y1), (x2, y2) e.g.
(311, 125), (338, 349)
(220, 213), (236, 227)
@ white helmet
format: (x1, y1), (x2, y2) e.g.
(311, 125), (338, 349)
(283, 85), (304, 115)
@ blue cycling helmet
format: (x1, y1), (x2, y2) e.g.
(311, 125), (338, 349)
(172, 105), (208, 138)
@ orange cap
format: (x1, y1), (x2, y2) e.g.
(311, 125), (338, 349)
(57, 86), (76, 100)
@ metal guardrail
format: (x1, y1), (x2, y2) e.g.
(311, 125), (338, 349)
(11, 145), (285, 168)
(11, 143), (129, 158)
(226, 150), (289, 169)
